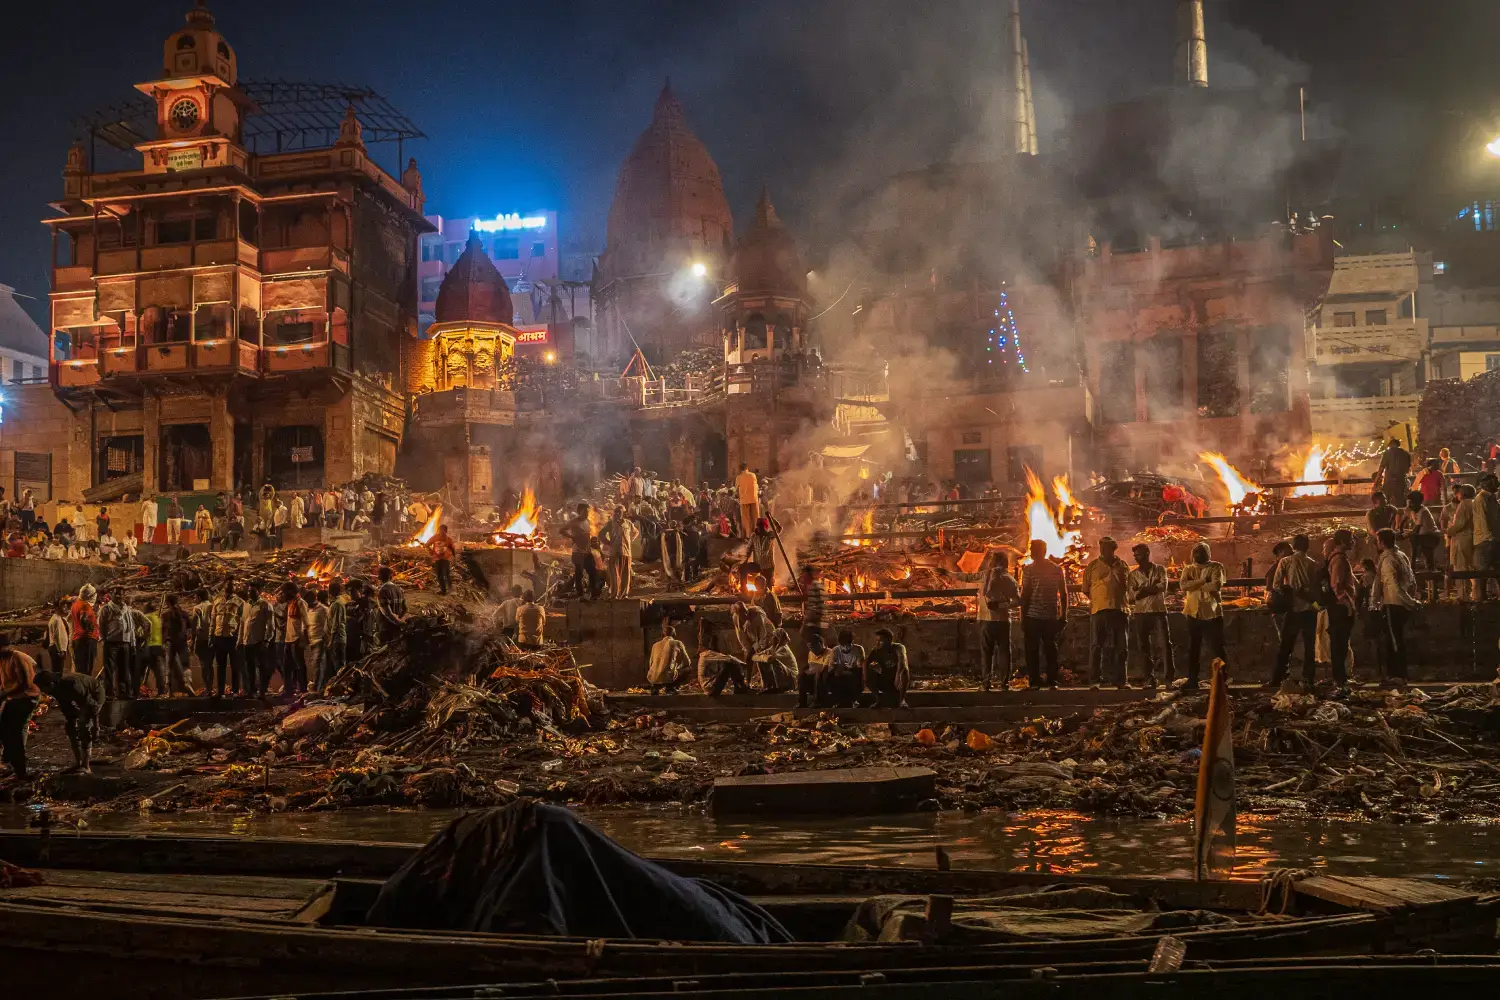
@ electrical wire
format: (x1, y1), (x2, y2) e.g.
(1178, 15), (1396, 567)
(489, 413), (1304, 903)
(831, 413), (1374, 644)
(808, 280), (855, 321)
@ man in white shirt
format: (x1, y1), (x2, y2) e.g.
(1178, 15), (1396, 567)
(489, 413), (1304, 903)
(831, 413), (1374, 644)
(498, 584), (523, 638)
(735, 464), (759, 538)
(647, 622), (692, 694)
(977, 549), (1020, 692)
(139, 495), (159, 545)
(290, 492), (306, 530)
(1126, 543), (1174, 689)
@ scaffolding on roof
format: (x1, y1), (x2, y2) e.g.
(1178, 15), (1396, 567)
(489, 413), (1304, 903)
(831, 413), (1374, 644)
(73, 80), (425, 160)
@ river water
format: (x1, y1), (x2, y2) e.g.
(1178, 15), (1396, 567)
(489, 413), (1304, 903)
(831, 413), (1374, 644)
(9, 806), (1500, 881)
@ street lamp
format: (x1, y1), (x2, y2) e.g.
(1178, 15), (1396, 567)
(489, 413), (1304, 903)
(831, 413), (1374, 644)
(1487, 136), (1500, 158)
(690, 261), (708, 278)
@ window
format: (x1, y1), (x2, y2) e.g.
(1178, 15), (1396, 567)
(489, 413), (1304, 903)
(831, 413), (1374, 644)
(193, 303), (232, 340)
(420, 276), (442, 302)
(961, 430), (982, 445)
(1434, 261), (1447, 275)
(1333, 312), (1356, 328)
(1365, 309), (1388, 327)
(444, 242), (462, 264)
(491, 236), (520, 260)
(155, 216), (215, 245)
(1486, 355), (1500, 372)
(531, 241), (546, 257)
(953, 449), (992, 486)
(420, 237), (443, 262)
(265, 311), (320, 345)
(1006, 446), (1042, 488)
(1399, 296), (1414, 319)
(29, 365), (42, 381)
(743, 313), (768, 351)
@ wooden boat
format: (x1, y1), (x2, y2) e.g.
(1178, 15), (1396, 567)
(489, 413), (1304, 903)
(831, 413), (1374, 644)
(228, 957), (1500, 1000)
(0, 829), (1493, 1000)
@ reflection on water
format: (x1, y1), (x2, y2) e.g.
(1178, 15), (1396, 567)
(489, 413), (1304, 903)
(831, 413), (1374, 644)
(7, 805), (1499, 881)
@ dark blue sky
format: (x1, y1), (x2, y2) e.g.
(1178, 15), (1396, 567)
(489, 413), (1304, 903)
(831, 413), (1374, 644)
(1, 0), (1495, 324)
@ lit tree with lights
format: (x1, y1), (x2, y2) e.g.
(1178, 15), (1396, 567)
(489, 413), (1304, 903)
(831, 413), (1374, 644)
(984, 287), (1029, 374)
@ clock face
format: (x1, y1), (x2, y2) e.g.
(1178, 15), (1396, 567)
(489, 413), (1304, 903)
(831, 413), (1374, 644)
(169, 98), (200, 131)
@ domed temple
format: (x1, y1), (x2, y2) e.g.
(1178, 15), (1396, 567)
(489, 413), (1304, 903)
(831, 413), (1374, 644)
(592, 82), (733, 365)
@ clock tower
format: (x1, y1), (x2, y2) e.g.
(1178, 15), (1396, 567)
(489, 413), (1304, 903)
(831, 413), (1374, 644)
(133, 2), (252, 175)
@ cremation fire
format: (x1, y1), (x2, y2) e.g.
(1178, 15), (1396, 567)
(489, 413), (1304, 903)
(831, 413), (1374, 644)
(841, 508), (875, 546)
(491, 488), (546, 548)
(407, 504), (443, 547)
(1199, 452), (1264, 512)
(302, 556), (342, 581)
(1293, 445), (1330, 497)
(1022, 468), (1082, 562)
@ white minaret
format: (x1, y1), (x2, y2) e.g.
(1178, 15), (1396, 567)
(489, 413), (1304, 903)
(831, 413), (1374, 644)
(1008, 0), (1036, 155)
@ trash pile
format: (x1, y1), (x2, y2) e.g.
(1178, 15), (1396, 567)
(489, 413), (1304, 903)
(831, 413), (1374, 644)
(50, 606), (605, 816)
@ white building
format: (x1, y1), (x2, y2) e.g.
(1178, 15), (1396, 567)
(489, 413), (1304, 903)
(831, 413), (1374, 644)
(0, 285), (50, 385)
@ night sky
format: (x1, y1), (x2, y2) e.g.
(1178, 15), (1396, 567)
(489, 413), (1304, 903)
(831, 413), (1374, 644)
(1, 0), (1497, 324)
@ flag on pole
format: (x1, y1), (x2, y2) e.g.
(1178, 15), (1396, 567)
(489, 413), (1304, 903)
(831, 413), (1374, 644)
(1193, 658), (1236, 879)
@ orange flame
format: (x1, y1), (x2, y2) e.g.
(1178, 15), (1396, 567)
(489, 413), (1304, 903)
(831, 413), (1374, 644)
(1053, 475), (1076, 512)
(1293, 446), (1330, 497)
(842, 508), (875, 547)
(500, 487), (539, 536)
(303, 556), (340, 579)
(1199, 453), (1262, 507)
(1023, 468), (1081, 561)
(408, 504), (443, 547)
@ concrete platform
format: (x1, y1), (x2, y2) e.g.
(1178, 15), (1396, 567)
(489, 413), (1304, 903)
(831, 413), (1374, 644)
(101, 696), (266, 729)
(712, 766), (937, 816)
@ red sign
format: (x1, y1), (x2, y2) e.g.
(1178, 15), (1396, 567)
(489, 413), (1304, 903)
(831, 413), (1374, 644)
(514, 326), (549, 345)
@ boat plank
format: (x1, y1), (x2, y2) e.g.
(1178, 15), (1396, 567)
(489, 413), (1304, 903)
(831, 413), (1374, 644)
(2, 885), (311, 915)
(36, 869), (327, 901)
(1296, 877), (1478, 914)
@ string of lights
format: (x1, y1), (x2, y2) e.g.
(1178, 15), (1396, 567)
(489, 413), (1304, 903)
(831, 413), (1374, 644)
(986, 289), (1029, 372)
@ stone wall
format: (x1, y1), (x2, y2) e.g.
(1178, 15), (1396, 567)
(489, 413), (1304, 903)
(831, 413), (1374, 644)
(0, 560), (119, 613)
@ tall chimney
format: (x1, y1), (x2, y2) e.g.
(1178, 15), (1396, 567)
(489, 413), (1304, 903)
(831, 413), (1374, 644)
(1175, 0), (1208, 88)
(1009, 0), (1030, 155)
(1022, 37), (1038, 154)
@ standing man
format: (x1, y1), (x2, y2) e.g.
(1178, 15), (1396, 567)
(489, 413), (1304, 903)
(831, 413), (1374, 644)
(277, 582), (309, 697)
(303, 588), (327, 694)
(798, 565), (826, 650)
(1323, 529), (1358, 699)
(735, 463), (760, 538)
(1473, 474), (1500, 600)
(98, 590), (136, 700)
(45, 598), (70, 674)
(565, 503), (599, 599)
(162, 594), (192, 696)
(1372, 527), (1420, 687)
(322, 580), (347, 692)
(34, 668), (103, 773)
(1126, 543), (1174, 689)
(376, 566), (406, 645)
(139, 494), (159, 546)
(1179, 542), (1226, 691)
(1083, 537), (1129, 688)
(977, 549), (1020, 692)
(191, 587), (213, 693)
(70, 584), (99, 679)
(1020, 539), (1068, 689)
(0, 636), (40, 781)
(1376, 438), (1412, 499)
(208, 583), (243, 699)
(166, 495), (185, 545)
(427, 524), (458, 596)
(1270, 534), (1319, 690)
(290, 491), (306, 531)
(341, 484), (357, 531)
(140, 600), (166, 696)
(600, 506), (638, 598)
(238, 584), (272, 698)
(345, 580), (375, 664)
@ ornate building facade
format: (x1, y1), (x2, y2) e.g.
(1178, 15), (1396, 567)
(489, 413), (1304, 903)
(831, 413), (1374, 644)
(42, 4), (428, 496)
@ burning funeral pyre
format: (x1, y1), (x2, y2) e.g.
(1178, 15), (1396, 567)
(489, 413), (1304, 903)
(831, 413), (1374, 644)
(490, 488), (547, 550)
(1199, 451), (1268, 515)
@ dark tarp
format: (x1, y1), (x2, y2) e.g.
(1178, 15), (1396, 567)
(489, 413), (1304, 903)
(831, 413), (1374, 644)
(366, 800), (793, 943)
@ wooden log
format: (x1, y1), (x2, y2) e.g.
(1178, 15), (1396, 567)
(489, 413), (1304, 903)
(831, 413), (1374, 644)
(711, 766), (937, 817)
